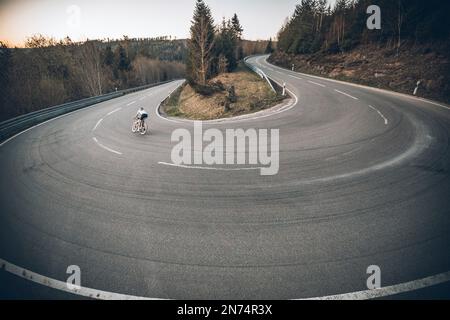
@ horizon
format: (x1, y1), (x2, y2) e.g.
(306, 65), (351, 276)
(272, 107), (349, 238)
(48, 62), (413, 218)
(0, 0), (337, 47)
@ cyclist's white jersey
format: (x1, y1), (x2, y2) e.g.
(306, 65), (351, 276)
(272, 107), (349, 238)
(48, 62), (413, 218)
(136, 109), (148, 118)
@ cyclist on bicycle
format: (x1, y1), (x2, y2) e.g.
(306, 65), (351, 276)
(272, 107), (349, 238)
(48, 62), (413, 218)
(135, 107), (148, 128)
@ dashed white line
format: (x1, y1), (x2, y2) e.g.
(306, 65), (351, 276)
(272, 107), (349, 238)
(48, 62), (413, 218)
(92, 137), (122, 155)
(308, 80), (326, 88)
(127, 101), (136, 106)
(334, 89), (359, 100)
(92, 118), (103, 131)
(368, 105), (389, 125)
(289, 75), (303, 80)
(107, 108), (122, 116)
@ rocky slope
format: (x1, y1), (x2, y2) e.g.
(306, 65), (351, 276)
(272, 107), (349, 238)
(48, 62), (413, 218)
(269, 43), (450, 104)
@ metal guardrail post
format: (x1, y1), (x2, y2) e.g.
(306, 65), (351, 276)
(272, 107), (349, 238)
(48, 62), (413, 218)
(244, 56), (276, 94)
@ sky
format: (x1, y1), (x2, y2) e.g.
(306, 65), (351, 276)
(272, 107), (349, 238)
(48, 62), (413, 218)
(0, 0), (337, 46)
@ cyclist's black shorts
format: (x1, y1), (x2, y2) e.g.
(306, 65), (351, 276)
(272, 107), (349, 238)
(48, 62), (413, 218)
(140, 114), (148, 120)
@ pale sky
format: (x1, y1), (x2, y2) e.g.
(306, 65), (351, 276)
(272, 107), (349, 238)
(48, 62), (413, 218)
(0, 0), (337, 46)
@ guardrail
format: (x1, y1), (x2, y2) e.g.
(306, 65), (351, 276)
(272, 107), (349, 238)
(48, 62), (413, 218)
(244, 56), (276, 94)
(0, 80), (175, 143)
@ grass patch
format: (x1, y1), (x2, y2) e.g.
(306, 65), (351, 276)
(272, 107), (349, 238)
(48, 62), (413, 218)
(162, 63), (286, 120)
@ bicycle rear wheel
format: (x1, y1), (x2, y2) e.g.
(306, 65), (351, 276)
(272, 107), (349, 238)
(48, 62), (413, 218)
(139, 123), (147, 135)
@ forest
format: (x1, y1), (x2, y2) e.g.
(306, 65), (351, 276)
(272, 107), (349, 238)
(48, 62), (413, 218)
(0, 11), (270, 122)
(0, 36), (186, 121)
(277, 0), (450, 55)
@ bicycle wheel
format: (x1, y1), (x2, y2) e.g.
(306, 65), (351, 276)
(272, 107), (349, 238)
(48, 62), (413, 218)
(132, 121), (138, 133)
(139, 123), (147, 135)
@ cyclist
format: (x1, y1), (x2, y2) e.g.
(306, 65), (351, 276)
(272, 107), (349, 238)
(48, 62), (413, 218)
(135, 107), (148, 129)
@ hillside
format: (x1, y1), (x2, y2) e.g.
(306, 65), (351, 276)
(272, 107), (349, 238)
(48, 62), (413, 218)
(269, 42), (450, 104)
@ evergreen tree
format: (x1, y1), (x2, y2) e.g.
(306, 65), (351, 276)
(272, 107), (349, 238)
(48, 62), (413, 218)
(214, 19), (239, 73)
(187, 0), (215, 85)
(103, 46), (114, 66)
(231, 13), (243, 40)
(276, 0), (450, 55)
(231, 13), (244, 61)
(265, 38), (274, 54)
(115, 45), (131, 71)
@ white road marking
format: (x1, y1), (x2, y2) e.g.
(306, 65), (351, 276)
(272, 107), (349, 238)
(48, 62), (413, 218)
(260, 58), (450, 112)
(304, 271), (450, 300)
(157, 85), (299, 124)
(334, 89), (359, 100)
(92, 118), (103, 131)
(127, 101), (136, 106)
(308, 80), (326, 88)
(368, 105), (389, 125)
(158, 161), (262, 171)
(289, 75), (303, 80)
(0, 258), (153, 300)
(0, 99), (119, 148)
(0, 80), (178, 148)
(155, 83), (186, 124)
(1, 257), (449, 300)
(139, 97), (145, 101)
(92, 137), (122, 155)
(107, 108), (122, 116)
(418, 98), (450, 111)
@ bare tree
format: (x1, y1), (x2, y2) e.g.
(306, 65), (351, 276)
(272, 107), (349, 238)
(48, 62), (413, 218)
(397, 0), (404, 56)
(76, 41), (104, 96)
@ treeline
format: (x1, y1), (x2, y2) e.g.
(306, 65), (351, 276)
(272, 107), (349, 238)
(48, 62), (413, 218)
(187, 0), (244, 86)
(0, 36), (186, 121)
(277, 0), (450, 55)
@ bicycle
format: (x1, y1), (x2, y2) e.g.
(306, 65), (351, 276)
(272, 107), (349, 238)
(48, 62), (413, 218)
(132, 117), (148, 135)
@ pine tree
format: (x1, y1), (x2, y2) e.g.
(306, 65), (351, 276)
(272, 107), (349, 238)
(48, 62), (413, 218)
(215, 18), (239, 73)
(103, 46), (114, 66)
(187, 0), (215, 85)
(265, 38), (274, 54)
(231, 14), (243, 40)
(115, 45), (131, 71)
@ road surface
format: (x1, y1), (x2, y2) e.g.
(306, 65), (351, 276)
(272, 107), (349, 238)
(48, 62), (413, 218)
(1, 56), (449, 299)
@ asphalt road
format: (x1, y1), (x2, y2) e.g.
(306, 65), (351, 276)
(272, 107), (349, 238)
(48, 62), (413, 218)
(0, 56), (449, 299)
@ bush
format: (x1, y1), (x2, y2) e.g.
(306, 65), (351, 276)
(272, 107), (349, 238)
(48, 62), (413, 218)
(192, 81), (225, 96)
(327, 42), (341, 54)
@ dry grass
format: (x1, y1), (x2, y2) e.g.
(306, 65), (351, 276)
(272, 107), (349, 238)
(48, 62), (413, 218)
(269, 43), (450, 104)
(164, 66), (281, 120)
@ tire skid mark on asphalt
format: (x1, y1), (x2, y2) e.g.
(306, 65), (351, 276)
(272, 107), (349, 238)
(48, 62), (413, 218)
(158, 161), (262, 171)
